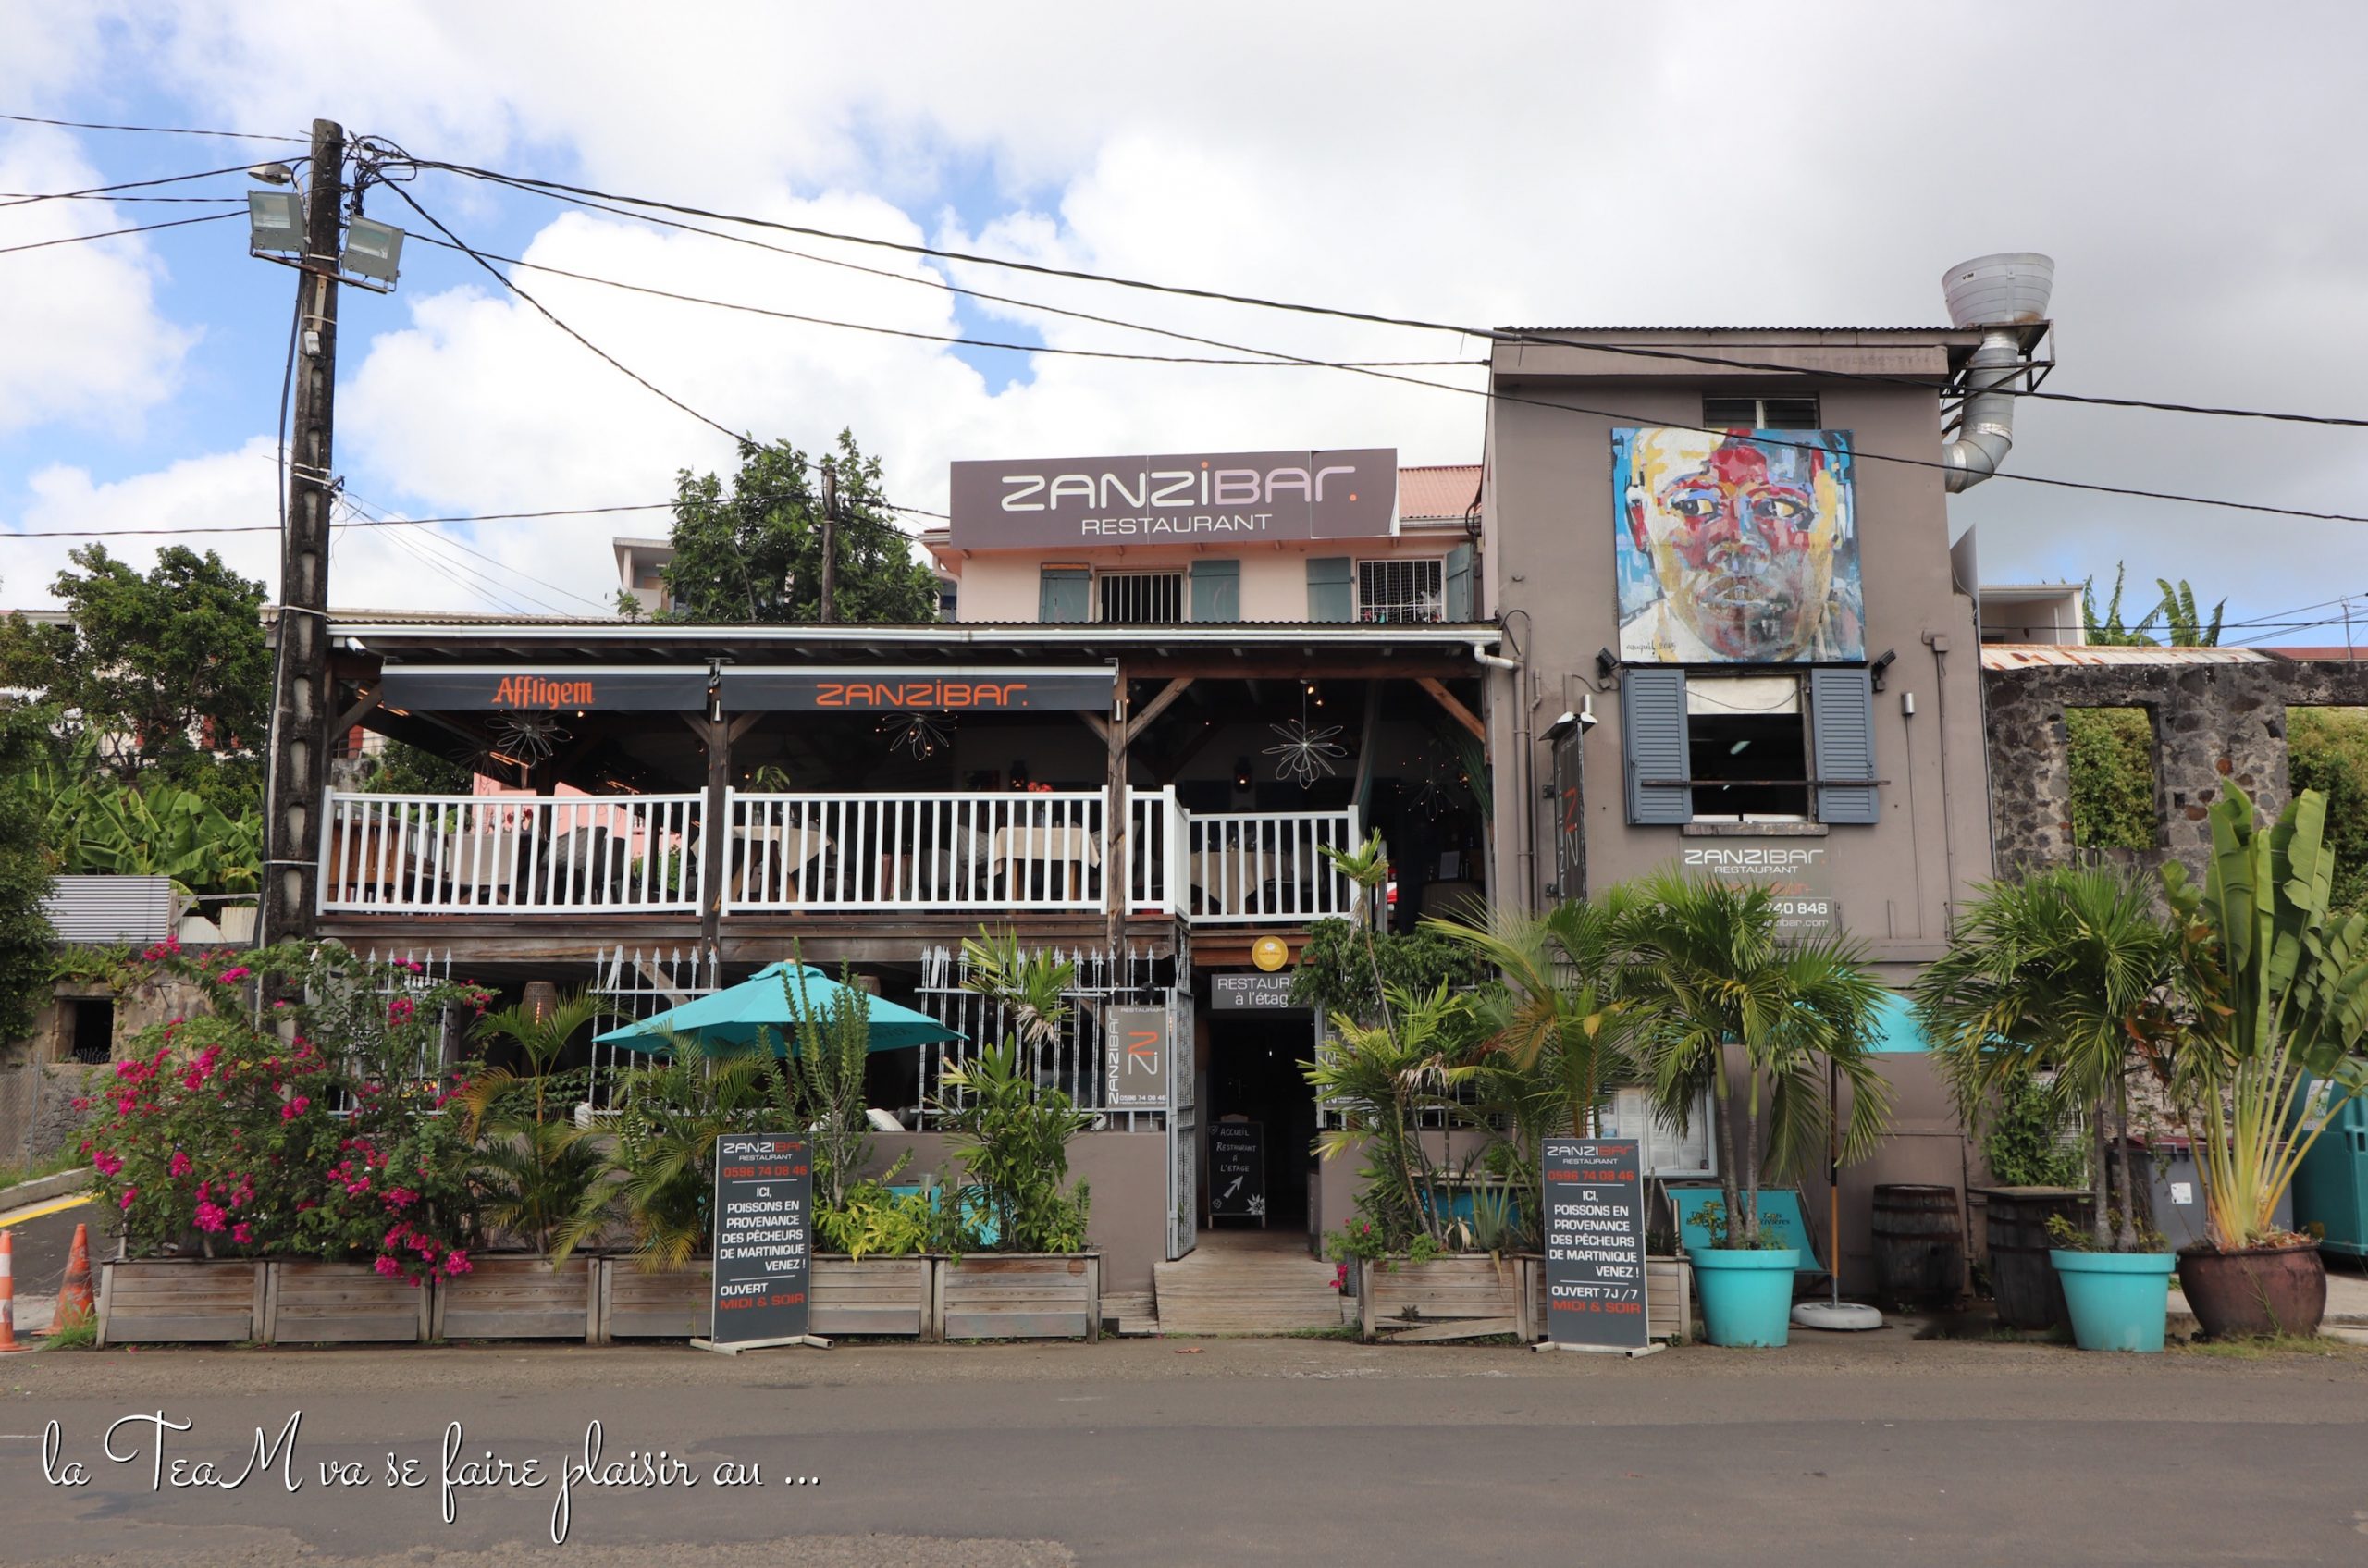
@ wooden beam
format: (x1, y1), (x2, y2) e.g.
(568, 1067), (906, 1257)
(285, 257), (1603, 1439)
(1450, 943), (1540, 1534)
(1417, 677), (1486, 743)
(1123, 676), (1193, 747)
(331, 687), (380, 739)
(1074, 710), (1111, 746)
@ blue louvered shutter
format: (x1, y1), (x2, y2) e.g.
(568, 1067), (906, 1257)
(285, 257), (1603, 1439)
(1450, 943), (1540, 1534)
(1306, 556), (1353, 622)
(1039, 567), (1091, 623)
(1190, 558), (1240, 623)
(1622, 667), (1690, 825)
(1809, 666), (1880, 823)
(1443, 543), (1475, 622)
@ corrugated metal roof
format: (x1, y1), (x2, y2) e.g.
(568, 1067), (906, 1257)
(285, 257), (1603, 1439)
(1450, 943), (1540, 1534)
(1980, 644), (2277, 670)
(1398, 463), (1482, 520)
(1498, 325), (1966, 336)
(2262, 647), (2366, 662)
(41, 875), (177, 945)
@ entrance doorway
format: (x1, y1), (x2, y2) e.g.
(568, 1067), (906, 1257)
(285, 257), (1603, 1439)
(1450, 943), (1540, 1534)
(1202, 1009), (1317, 1234)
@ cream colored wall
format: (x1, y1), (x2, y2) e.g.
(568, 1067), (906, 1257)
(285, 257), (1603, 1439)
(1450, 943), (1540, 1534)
(937, 528), (1468, 623)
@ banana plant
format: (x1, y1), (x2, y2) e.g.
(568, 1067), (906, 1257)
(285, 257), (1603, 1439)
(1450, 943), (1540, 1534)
(2162, 784), (2368, 1250)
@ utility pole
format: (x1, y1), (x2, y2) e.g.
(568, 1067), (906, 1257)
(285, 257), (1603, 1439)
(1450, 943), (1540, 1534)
(259, 118), (345, 952)
(818, 456), (839, 623)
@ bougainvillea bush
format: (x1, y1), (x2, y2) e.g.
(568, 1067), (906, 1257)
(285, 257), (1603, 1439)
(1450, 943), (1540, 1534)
(80, 940), (492, 1283)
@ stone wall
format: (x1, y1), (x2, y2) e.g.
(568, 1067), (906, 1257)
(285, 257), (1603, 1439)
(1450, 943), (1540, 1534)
(1982, 654), (2368, 881)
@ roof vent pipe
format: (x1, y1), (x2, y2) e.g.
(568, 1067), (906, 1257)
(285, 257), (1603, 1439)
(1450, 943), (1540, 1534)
(1939, 252), (2054, 493)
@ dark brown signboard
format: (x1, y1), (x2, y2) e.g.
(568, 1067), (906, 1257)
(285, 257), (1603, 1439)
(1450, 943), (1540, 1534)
(1209, 1121), (1265, 1223)
(1541, 1137), (1649, 1351)
(710, 1133), (812, 1346)
(948, 449), (1399, 549)
(721, 665), (1116, 713)
(378, 664), (713, 711)
(1207, 972), (1303, 1013)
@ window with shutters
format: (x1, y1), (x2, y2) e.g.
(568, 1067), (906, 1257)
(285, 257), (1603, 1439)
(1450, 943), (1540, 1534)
(1703, 395), (1821, 429)
(1357, 558), (1446, 623)
(1097, 570), (1185, 624)
(1687, 674), (1810, 821)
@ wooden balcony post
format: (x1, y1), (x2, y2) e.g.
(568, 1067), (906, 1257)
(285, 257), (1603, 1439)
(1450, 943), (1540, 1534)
(702, 715), (731, 954)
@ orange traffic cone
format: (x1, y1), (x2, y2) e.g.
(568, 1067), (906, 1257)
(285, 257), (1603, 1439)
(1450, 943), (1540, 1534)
(53, 1224), (92, 1333)
(0, 1229), (21, 1352)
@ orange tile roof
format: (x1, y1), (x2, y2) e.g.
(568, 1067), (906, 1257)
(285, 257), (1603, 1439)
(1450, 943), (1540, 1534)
(1399, 464), (1481, 521)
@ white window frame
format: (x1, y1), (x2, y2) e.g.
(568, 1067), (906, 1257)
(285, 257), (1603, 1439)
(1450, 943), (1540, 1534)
(1685, 673), (1811, 824)
(1095, 569), (1187, 625)
(1702, 394), (1821, 429)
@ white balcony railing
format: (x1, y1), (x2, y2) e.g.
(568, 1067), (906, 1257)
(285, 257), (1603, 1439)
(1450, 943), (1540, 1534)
(319, 792), (705, 914)
(1179, 809), (1364, 924)
(725, 790), (1109, 912)
(317, 788), (1365, 925)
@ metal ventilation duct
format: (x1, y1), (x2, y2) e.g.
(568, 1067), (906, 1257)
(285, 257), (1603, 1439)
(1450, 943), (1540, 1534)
(1940, 253), (2054, 493)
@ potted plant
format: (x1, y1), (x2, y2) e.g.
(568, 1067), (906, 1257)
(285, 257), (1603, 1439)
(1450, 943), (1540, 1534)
(931, 932), (1100, 1340)
(1917, 867), (2180, 1352)
(2159, 784), (2368, 1338)
(1622, 874), (1891, 1348)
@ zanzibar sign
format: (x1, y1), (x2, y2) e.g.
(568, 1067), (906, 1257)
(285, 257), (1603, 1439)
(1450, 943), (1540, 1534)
(708, 1133), (813, 1348)
(1541, 1137), (1649, 1352)
(722, 665), (1117, 713)
(1677, 842), (1840, 937)
(948, 448), (1399, 549)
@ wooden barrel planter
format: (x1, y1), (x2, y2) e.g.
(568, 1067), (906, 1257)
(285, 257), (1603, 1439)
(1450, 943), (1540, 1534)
(1871, 1185), (1967, 1307)
(266, 1260), (430, 1344)
(432, 1254), (598, 1341)
(597, 1260), (711, 1341)
(940, 1253), (1100, 1340)
(1523, 1255), (1694, 1345)
(1975, 1187), (2090, 1331)
(1359, 1255), (1524, 1342)
(813, 1256), (939, 1340)
(95, 1258), (265, 1347)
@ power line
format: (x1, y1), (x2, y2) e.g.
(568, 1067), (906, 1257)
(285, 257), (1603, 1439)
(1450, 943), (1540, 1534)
(0, 111), (305, 143)
(0, 209), (238, 256)
(0, 191), (245, 204)
(340, 487), (610, 614)
(0, 162), (259, 207)
(400, 228), (1481, 369)
(415, 156), (2368, 432)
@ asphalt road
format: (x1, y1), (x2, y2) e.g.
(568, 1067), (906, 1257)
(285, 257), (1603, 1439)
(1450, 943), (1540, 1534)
(1, 1193), (111, 1336)
(4, 1332), (2365, 1566)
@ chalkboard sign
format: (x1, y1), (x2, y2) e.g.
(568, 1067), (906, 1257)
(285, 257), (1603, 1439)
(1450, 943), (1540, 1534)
(709, 1133), (812, 1346)
(1209, 1121), (1266, 1224)
(1542, 1137), (1649, 1351)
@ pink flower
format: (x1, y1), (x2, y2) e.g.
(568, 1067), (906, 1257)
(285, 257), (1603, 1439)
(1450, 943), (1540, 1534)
(443, 1251), (471, 1276)
(387, 997), (416, 1026)
(374, 1254), (401, 1278)
(192, 1202), (228, 1234)
(119, 1187), (137, 1210)
(168, 1151), (191, 1178)
(217, 966), (251, 983)
(230, 1222), (253, 1245)
(92, 1150), (123, 1176)
(281, 1095), (311, 1121)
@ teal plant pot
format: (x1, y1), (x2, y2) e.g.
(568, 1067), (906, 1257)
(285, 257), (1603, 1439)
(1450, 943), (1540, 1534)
(2049, 1250), (2175, 1352)
(1691, 1248), (1802, 1347)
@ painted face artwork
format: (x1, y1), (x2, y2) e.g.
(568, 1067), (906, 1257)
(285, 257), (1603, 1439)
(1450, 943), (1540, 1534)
(1612, 427), (1864, 663)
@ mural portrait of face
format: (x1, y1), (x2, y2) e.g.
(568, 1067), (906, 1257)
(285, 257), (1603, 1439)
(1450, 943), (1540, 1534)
(1614, 427), (1862, 663)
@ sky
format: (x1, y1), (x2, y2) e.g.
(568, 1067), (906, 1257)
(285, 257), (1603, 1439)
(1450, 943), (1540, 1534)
(1, 2), (2364, 646)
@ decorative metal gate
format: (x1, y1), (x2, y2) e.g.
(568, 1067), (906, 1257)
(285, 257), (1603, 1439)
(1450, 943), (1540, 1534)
(1166, 982), (1197, 1261)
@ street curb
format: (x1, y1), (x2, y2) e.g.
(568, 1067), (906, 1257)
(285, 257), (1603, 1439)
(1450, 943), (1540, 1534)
(0, 1167), (92, 1216)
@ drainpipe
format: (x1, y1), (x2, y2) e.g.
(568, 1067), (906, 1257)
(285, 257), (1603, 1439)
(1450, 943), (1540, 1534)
(1471, 634), (1535, 911)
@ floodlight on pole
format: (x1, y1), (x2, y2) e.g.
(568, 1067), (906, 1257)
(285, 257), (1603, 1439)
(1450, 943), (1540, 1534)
(339, 216), (403, 291)
(246, 189), (303, 258)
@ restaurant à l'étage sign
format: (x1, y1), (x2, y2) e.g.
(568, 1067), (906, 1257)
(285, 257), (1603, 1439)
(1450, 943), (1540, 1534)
(948, 448), (1399, 549)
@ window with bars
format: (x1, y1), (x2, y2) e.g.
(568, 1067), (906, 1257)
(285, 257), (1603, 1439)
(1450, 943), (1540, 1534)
(1098, 570), (1185, 624)
(1357, 558), (1446, 623)
(1702, 395), (1821, 429)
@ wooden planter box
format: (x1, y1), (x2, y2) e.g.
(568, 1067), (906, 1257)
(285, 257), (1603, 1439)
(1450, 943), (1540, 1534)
(596, 1256), (944, 1340)
(266, 1260), (430, 1344)
(96, 1258), (265, 1347)
(432, 1255), (598, 1341)
(814, 1255), (938, 1340)
(940, 1253), (1100, 1340)
(1522, 1254), (1694, 1346)
(1357, 1255), (1525, 1342)
(597, 1260), (710, 1341)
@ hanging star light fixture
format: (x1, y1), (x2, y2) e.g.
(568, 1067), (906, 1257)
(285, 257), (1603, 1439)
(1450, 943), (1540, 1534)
(879, 710), (953, 760)
(488, 711), (569, 769)
(1264, 716), (1348, 787)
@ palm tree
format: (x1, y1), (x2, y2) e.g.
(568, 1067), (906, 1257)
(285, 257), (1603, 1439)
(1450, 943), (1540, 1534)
(591, 1038), (790, 1270)
(1619, 873), (1891, 1248)
(1305, 981), (1482, 1246)
(460, 990), (613, 1256)
(1912, 866), (2177, 1250)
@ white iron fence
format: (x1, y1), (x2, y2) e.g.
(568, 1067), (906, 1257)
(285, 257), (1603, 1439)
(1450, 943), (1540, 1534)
(911, 942), (1175, 1131)
(318, 792), (704, 914)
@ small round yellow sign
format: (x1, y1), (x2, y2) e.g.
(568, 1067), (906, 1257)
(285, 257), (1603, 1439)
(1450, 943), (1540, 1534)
(1251, 936), (1289, 972)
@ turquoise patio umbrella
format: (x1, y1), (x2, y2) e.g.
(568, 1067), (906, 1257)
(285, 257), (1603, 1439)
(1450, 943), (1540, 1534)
(592, 960), (960, 1055)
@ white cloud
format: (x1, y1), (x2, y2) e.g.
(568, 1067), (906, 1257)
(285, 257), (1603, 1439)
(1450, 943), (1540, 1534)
(0, 129), (200, 435)
(5, 2), (2368, 629)
(2, 437), (280, 609)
